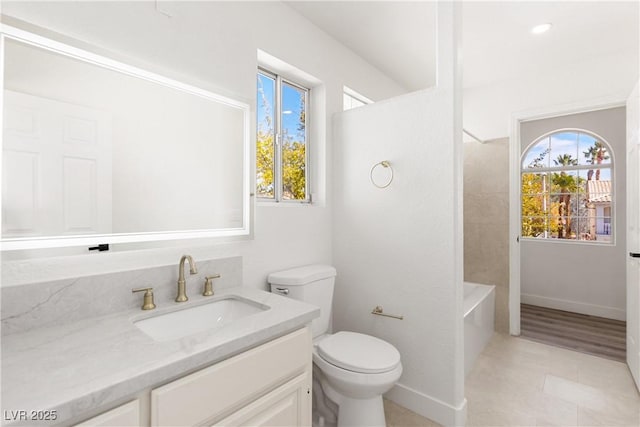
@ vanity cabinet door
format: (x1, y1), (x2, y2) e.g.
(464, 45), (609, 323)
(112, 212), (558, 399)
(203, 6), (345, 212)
(212, 372), (310, 427)
(74, 400), (140, 427)
(151, 327), (311, 426)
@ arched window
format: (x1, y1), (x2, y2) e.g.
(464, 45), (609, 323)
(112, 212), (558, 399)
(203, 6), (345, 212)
(521, 130), (613, 243)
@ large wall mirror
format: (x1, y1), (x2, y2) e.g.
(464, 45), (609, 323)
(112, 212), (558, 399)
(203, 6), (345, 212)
(1, 26), (250, 250)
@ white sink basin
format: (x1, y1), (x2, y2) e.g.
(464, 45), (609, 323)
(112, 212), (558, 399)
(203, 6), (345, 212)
(134, 297), (268, 341)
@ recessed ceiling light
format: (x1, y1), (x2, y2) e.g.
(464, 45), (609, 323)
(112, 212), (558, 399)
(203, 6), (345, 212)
(531, 23), (553, 35)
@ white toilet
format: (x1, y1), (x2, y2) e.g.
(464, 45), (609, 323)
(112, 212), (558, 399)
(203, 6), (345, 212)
(268, 265), (402, 427)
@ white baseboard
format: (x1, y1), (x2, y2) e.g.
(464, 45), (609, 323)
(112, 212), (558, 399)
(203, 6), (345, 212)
(521, 293), (625, 321)
(385, 382), (467, 426)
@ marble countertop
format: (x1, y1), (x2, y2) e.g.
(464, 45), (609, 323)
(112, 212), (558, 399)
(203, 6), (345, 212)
(1, 286), (319, 426)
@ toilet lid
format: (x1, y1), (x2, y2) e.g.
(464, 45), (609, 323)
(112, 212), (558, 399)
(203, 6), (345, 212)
(317, 331), (400, 374)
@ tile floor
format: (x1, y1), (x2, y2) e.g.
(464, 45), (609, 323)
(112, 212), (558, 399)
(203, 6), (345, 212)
(384, 333), (640, 426)
(385, 399), (441, 427)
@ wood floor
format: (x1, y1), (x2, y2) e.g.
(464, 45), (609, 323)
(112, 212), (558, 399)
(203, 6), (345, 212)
(520, 304), (626, 362)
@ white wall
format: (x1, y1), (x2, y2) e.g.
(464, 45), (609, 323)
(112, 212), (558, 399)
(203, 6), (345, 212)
(332, 4), (465, 425)
(520, 107), (627, 320)
(464, 50), (638, 142)
(0, 1), (406, 287)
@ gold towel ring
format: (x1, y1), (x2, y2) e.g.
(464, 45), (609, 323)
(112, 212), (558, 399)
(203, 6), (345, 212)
(370, 160), (393, 188)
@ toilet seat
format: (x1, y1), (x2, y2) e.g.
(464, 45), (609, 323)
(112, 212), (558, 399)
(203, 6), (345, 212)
(317, 331), (400, 374)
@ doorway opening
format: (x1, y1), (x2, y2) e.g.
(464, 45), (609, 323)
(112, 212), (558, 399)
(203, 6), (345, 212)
(509, 102), (628, 362)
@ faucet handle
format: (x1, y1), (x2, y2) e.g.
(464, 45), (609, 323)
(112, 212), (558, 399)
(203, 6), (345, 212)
(132, 287), (156, 310)
(203, 274), (221, 296)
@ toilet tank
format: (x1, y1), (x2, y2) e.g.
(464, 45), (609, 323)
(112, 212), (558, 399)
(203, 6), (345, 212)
(268, 265), (336, 338)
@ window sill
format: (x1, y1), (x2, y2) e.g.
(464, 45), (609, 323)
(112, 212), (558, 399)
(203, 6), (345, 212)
(257, 200), (313, 207)
(520, 237), (616, 247)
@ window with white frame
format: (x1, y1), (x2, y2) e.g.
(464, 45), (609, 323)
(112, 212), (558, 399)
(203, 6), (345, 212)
(256, 68), (309, 202)
(343, 86), (372, 111)
(521, 130), (614, 243)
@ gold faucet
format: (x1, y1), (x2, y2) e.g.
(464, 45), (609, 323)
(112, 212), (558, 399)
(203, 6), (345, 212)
(132, 287), (156, 310)
(176, 255), (198, 302)
(203, 274), (221, 296)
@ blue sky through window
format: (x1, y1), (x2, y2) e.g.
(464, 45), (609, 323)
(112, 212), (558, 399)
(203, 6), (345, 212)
(257, 73), (274, 133)
(523, 131), (611, 171)
(523, 136), (550, 168)
(281, 83), (306, 145)
(257, 73), (306, 145)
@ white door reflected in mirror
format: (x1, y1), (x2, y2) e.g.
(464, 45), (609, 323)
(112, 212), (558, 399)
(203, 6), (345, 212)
(3, 90), (113, 237)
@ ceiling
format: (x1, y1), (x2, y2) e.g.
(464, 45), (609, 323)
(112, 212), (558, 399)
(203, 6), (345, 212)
(286, 1), (639, 92)
(463, 1), (639, 89)
(286, 1), (436, 92)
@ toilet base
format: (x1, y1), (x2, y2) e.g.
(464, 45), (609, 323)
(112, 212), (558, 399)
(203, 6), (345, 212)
(313, 367), (388, 427)
(313, 367), (338, 427)
(336, 395), (386, 427)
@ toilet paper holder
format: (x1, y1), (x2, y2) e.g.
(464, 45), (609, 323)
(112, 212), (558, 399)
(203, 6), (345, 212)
(371, 305), (403, 320)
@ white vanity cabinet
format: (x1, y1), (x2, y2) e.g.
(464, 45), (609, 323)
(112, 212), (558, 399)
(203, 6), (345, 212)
(74, 400), (140, 427)
(150, 327), (312, 426)
(71, 328), (311, 427)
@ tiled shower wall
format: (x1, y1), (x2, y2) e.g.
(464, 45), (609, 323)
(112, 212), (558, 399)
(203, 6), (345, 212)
(464, 138), (510, 333)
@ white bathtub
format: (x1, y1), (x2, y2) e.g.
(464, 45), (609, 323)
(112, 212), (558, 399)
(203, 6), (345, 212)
(464, 281), (495, 377)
